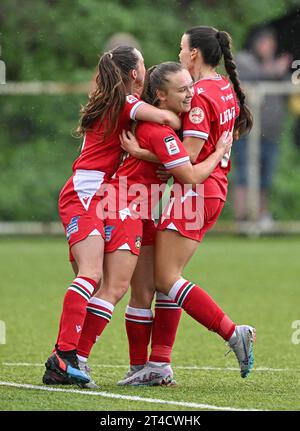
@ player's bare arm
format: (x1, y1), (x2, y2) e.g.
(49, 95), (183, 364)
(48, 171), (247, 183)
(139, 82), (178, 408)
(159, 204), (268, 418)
(182, 136), (205, 163)
(135, 104), (181, 130)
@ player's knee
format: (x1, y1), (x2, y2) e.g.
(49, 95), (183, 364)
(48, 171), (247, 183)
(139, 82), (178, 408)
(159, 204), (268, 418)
(77, 268), (102, 285)
(108, 281), (130, 303)
(155, 273), (181, 294)
(130, 285), (154, 308)
(155, 276), (171, 295)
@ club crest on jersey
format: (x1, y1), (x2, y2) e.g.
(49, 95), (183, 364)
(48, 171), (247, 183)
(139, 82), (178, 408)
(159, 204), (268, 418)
(164, 136), (180, 155)
(126, 95), (138, 104)
(104, 225), (115, 242)
(66, 216), (80, 240)
(189, 107), (204, 124)
(135, 235), (142, 249)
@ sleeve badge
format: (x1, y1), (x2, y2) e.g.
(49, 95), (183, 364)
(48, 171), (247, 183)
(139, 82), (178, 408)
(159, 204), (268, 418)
(164, 136), (180, 155)
(189, 107), (205, 124)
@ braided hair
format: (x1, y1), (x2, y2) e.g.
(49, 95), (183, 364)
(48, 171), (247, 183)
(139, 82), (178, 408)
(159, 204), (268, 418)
(186, 26), (253, 137)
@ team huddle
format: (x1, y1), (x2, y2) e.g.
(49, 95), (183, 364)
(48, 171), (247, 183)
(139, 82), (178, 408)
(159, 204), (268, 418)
(43, 26), (256, 388)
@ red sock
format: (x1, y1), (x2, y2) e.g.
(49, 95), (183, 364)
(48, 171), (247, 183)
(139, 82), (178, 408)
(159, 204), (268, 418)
(149, 292), (182, 363)
(169, 278), (235, 341)
(125, 306), (153, 366)
(56, 277), (96, 351)
(77, 297), (114, 359)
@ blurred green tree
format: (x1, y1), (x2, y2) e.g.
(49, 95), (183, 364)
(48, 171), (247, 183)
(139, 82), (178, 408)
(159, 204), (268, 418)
(0, 0), (299, 220)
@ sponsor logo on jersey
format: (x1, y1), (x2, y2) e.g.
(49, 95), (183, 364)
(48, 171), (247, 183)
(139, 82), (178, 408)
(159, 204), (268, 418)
(66, 216), (80, 240)
(197, 87), (205, 94)
(126, 95), (138, 104)
(135, 235), (142, 249)
(189, 107), (204, 124)
(220, 107), (236, 125)
(104, 225), (115, 242)
(221, 93), (234, 102)
(164, 136), (180, 155)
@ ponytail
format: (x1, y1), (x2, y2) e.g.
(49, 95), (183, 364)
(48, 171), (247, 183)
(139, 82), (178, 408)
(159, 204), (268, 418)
(141, 65), (158, 105)
(216, 31), (253, 137)
(76, 46), (139, 137)
(141, 62), (183, 106)
(186, 26), (253, 137)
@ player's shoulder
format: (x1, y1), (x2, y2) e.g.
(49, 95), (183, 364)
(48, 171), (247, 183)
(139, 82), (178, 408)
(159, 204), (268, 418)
(194, 75), (229, 96)
(137, 121), (175, 137)
(125, 94), (140, 105)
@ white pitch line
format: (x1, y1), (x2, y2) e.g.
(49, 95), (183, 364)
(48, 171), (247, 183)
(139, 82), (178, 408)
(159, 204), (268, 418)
(1, 362), (297, 372)
(0, 381), (263, 411)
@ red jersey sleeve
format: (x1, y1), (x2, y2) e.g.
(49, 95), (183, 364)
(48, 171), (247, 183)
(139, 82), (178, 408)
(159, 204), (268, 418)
(182, 94), (213, 141)
(123, 95), (145, 121)
(149, 127), (190, 170)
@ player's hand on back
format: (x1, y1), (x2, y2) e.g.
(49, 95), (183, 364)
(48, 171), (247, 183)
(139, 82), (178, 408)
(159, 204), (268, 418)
(156, 166), (172, 182)
(120, 130), (141, 156)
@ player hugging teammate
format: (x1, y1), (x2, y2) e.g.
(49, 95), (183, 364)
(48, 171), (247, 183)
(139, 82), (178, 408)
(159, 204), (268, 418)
(43, 26), (255, 389)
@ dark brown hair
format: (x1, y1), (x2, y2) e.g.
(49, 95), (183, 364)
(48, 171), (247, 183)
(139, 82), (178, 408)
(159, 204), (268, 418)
(141, 61), (183, 106)
(77, 46), (139, 136)
(186, 26), (253, 137)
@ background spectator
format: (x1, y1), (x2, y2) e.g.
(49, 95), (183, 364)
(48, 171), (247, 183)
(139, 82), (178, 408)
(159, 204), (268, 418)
(232, 28), (291, 228)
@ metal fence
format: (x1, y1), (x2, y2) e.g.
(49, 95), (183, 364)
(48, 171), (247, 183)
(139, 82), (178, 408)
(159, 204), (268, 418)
(1, 80), (300, 236)
(245, 81), (300, 223)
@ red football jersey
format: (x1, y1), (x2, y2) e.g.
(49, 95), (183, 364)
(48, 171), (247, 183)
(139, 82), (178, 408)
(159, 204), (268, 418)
(72, 95), (145, 180)
(108, 122), (190, 218)
(182, 75), (240, 201)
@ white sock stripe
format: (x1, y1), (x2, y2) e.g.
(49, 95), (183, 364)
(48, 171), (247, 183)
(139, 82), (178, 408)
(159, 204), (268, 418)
(73, 278), (95, 295)
(155, 303), (181, 309)
(86, 307), (112, 320)
(155, 292), (170, 301)
(177, 283), (194, 306)
(125, 318), (153, 324)
(125, 306), (153, 318)
(68, 286), (90, 301)
(88, 297), (114, 312)
(168, 277), (187, 301)
(87, 305), (112, 316)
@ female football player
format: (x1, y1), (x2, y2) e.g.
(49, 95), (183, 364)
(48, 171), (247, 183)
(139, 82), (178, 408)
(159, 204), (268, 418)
(118, 27), (255, 386)
(73, 61), (233, 387)
(42, 45), (183, 386)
